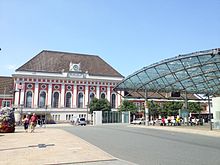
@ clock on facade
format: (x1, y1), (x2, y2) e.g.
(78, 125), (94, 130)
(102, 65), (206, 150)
(72, 64), (79, 71)
(69, 62), (80, 72)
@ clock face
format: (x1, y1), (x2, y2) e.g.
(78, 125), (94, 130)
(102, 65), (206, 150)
(73, 65), (79, 71)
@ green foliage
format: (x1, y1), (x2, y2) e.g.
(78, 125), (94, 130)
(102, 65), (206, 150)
(147, 101), (160, 118)
(188, 102), (203, 113)
(119, 100), (137, 113)
(159, 101), (183, 117)
(89, 98), (111, 113)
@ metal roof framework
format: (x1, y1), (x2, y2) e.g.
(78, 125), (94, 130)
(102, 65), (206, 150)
(114, 48), (220, 97)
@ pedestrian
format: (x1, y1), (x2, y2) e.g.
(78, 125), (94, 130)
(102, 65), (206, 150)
(30, 113), (38, 133)
(22, 115), (29, 132)
(161, 117), (166, 126)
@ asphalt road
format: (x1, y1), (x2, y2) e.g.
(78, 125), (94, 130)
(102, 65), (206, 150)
(62, 125), (220, 165)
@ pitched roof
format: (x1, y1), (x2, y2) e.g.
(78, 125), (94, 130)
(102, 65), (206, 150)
(0, 76), (14, 94)
(16, 50), (123, 78)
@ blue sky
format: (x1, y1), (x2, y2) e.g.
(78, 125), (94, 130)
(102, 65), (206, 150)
(0, 0), (220, 77)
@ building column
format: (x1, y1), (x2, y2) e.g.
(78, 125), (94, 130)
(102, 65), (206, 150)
(73, 84), (77, 108)
(107, 86), (111, 102)
(34, 82), (39, 108)
(96, 85), (100, 99)
(20, 84), (25, 106)
(47, 83), (52, 108)
(117, 91), (124, 108)
(14, 82), (19, 106)
(85, 85), (89, 108)
(61, 84), (65, 108)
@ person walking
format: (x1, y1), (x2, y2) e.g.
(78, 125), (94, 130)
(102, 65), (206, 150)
(22, 115), (29, 132)
(30, 113), (38, 133)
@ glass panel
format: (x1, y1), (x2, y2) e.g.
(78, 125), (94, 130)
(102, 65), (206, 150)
(181, 79), (194, 88)
(26, 91), (32, 108)
(154, 64), (170, 76)
(201, 63), (218, 73)
(164, 74), (176, 84)
(181, 57), (199, 68)
(175, 70), (188, 80)
(146, 68), (160, 79)
(53, 92), (59, 108)
(39, 91), (46, 108)
(111, 94), (116, 108)
(137, 71), (150, 83)
(65, 92), (72, 108)
(198, 55), (213, 65)
(167, 60), (182, 72)
(89, 93), (95, 103)
(78, 93), (83, 108)
(101, 93), (105, 99)
(126, 79), (136, 89)
(187, 67), (202, 77)
(130, 75), (143, 88)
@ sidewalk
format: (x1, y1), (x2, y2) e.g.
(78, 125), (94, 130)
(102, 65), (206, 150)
(2, 124), (219, 165)
(0, 125), (134, 165)
(130, 124), (220, 137)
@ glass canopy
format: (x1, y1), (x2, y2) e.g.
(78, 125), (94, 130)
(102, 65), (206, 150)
(115, 48), (220, 95)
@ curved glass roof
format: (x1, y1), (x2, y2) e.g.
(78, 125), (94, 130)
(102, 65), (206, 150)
(115, 48), (220, 95)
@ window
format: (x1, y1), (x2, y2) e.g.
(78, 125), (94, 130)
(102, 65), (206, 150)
(101, 93), (105, 99)
(89, 93), (95, 103)
(52, 92), (59, 108)
(65, 92), (72, 108)
(2, 100), (10, 107)
(111, 94), (116, 108)
(39, 91), (46, 108)
(78, 92), (84, 108)
(26, 91), (32, 108)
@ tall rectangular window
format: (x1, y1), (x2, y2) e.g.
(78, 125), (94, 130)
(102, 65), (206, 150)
(2, 100), (10, 107)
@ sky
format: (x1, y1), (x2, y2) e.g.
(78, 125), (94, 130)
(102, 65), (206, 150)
(0, 0), (220, 77)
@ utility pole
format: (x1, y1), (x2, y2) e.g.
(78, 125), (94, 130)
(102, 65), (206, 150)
(207, 94), (213, 130)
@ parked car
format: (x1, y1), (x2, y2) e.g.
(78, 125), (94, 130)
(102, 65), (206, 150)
(131, 118), (145, 125)
(76, 118), (87, 126)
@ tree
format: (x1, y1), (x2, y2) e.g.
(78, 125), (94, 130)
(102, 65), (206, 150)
(188, 102), (203, 113)
(89, 98), (111, 114)
(160, 101), (183, 117)
(118, 100), (137, 113)
(147, 101), (160, 119)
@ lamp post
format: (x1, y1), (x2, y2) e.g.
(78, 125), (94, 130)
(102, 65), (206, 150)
(20, 104), (24, 125)
(207, 94), (213, 130)
(86, 102), (89, 124)
(45, 105), (48, 127)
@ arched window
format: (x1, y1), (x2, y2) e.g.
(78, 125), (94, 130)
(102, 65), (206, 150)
(89, 93), (95, 103)
(39, 91), (46, 108)
(52, 92), (59, 108)
(65, 92), (72, 108)
(78, 93), (84, 108)
(111, 93), (116, 108)
(101, 93), (105, 99)
(26, 91), (32, 108)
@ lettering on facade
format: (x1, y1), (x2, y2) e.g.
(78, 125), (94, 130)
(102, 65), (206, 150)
(67, 72), (84, 78)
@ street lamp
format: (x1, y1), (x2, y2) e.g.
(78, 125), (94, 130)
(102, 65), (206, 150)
(20, 104), (24, 125)
(86, 102), (89, 124)
(207, 94), (213, 130)
(45, 105), (48, 127)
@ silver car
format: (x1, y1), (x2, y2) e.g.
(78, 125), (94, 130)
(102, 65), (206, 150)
(76, 118), (87, 126)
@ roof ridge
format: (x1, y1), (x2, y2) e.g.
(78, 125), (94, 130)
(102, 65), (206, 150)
(42, 50), (99, 57)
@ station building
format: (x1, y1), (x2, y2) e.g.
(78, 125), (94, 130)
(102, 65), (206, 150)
(1, 50), (124, 123)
